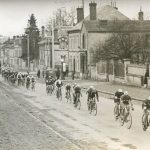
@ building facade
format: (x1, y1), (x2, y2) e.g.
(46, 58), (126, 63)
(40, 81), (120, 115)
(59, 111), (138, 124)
(68, 2), (150, 78)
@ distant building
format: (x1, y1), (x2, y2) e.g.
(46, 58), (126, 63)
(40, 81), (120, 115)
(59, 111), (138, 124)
(0, 36), (25, 70)
(39, 25), (72, 71)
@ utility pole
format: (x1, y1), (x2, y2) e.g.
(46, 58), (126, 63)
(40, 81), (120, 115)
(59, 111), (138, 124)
(27, 34), (30, 71)
(82, 0), (84, 17)
(51, 18), (54, 69)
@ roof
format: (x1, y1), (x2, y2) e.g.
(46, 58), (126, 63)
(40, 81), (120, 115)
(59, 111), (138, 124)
(85, 5), (130, 21)
(68, 5), (130, 33)
(83, 20), (150, 32)
(68, 21), (83, 32)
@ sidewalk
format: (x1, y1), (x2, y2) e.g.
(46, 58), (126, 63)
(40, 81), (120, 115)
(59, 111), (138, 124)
(66, 79), (149, 101)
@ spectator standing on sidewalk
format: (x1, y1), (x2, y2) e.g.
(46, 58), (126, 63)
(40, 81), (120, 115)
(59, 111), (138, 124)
(144, 70), (149, 88)
(56, 68), (60, 80)
(37, 69), (40, 78)
(72, 72), (75, 80)
(42, 69), (45, 78)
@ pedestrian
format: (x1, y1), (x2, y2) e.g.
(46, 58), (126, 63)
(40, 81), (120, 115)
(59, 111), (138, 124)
(37, 69), (40, 78)
(72, 72), (75, 80)
(56, 68), (60, 80)
(144, 70), (149, 88)
(42, 70), (45, 78)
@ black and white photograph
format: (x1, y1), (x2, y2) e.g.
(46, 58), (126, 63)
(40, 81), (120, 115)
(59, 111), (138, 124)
(0, 0), (150, 149)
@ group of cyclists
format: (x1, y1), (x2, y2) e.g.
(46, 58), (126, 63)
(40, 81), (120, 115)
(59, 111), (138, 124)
(114, 88), (150, 130)
(1, 68), (36, 90)
(1, 67), (150, 130)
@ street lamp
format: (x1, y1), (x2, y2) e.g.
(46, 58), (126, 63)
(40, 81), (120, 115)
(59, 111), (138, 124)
(61, 55), (66, 80)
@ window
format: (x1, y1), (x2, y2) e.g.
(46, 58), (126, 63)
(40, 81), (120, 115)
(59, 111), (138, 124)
(82, 34), (85, 49)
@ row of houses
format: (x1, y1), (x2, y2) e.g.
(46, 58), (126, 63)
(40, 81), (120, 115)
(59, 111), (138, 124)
(0, 36), (26, 70)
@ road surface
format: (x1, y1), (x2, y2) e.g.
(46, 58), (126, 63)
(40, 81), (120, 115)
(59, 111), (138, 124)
(0, 78), (149, 150)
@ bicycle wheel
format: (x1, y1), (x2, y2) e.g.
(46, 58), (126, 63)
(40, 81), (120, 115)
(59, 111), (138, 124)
(87, 101), (90, 112)
(76, 99), (81, 110)
(114, 104), (119, 121)
(142, 114), (148, 131)
(119, 109), (124, 126)
(91, 102), (97, 116)
(67, 93), (71, 103)
(125, 113), (132, 129)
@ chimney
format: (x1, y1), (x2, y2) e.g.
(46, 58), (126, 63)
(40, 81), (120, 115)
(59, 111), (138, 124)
(89, 2), (97, 20)
(77, 7), (84, 23)
(138, 7), (144, 21)
(41, 26), (45, 38)
(114, 2), (118, 10)
(54, 28), (58, 42)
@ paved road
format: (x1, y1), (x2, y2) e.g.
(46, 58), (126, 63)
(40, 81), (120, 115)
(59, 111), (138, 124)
(0, 78), (150, 150)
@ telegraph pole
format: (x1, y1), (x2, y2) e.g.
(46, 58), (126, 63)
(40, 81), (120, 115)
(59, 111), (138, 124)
(82, 0), (84, 17)
(51, 18), (54, 69)
(27, 34), (30, 71)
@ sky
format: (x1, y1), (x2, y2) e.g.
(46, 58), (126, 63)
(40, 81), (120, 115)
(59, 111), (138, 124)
(0, 0), (150, 37)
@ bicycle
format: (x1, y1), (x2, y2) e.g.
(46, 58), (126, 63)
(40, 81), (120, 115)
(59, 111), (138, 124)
(26, 81), (30, 90)
(66, 90), (72, 103)
(46, 85), (51, 95)
(56, 87), (62, 101)
(31, 82), (35, 91)
(74, 93), (81, 110)
(88, 97), (97, 116)
(114, 101), (120, 121)
(119, 104), (133, 129)
(142, 108), (150, 131)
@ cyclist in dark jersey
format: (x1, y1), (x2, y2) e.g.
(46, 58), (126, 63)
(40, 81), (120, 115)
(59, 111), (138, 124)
(73, 85), (82, 104)
(65, 83), (72, 98)
(120, 91), (134, 113)
(142, 96), (150, 111)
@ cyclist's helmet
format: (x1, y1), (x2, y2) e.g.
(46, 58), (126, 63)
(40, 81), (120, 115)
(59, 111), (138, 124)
(118, 89), (123, 92)
(57, 79), (61, 84)
(73, 83), (77, 87)
(76, 84), (80, 88)
(124, 91), (128, 95)
(67, 83), (71, 86)
(90, 86), (94, 90)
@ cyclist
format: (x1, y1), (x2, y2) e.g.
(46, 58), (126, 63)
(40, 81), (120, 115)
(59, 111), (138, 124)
(73, 83), (77, 89)
(114, 89), (124, 117)
(120, 91), (134, 118)
(31, 76), (36, 90)
(21, 74), (26, 86)
(55, 79), (63, 98)
(142, 96), (150, 111)
(86, 86), (99, 110)
(26, 75), (31, 89)
(65, 83), (72, 99)
(73, 84), (82, 104)
(17, 73), (22, 86)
